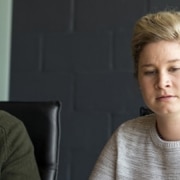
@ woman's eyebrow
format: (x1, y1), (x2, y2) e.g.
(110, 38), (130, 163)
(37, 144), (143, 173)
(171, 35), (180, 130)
(140, 63), (154, 68)
(167, 59), (180, 63)
(140, 59), (180, 68)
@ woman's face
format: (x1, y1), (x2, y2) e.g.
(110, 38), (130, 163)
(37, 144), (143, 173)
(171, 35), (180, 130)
(138, 40), (180, 115)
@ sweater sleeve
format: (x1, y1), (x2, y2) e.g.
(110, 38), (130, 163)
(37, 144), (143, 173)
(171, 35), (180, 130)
(89, 132), (117, 180)
(0, 111), (41, 180)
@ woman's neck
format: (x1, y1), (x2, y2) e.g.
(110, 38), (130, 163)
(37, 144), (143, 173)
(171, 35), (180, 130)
(156, 114), (180, 141)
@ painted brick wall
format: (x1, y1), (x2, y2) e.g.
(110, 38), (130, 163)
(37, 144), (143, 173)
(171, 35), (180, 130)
(10, 1), (180, 179)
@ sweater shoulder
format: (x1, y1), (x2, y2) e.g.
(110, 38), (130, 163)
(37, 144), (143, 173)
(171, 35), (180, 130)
(114, 114), (156, 138)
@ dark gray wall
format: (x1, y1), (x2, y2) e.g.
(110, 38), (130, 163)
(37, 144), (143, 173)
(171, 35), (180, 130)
(10, 1), (180, 179)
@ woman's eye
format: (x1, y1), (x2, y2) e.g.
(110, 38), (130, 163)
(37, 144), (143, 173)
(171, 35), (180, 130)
(144, 70), (156, 75)
(169, 67), (180, 72)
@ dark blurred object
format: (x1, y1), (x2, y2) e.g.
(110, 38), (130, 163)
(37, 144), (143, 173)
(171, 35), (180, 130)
(140, 106), (153, 116)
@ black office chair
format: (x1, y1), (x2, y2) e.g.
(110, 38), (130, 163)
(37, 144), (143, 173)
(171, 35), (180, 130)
(0, 101), (61, 180)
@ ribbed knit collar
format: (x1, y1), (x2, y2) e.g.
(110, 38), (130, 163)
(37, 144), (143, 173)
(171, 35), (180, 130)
(150, 115), (180, 149)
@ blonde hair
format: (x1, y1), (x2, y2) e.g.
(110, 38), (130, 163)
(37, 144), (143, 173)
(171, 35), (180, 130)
(132, 10), (180, 77)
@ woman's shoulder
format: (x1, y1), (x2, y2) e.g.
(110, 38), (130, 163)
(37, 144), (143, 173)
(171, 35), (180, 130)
(122, 113), (155, 127)
(114, 113), (156, 137)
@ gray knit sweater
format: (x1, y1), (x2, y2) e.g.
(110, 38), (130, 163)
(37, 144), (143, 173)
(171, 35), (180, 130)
(89, 114), (180, 180)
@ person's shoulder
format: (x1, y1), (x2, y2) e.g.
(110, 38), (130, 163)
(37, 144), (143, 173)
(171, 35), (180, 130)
(0, 110), (32, 151)
(0, 110), (24, 133)
(115, 113), (156, 136)
(122, 113), (155, 127)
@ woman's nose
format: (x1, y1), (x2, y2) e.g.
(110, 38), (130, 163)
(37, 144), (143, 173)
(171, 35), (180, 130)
(155, 73), (171, 89)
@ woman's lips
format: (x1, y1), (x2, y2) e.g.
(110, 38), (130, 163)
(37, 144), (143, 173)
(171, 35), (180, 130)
(156, 95), (176, 101)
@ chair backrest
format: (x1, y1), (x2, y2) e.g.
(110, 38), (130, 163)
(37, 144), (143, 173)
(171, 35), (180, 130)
(0, 101), (61, 180)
